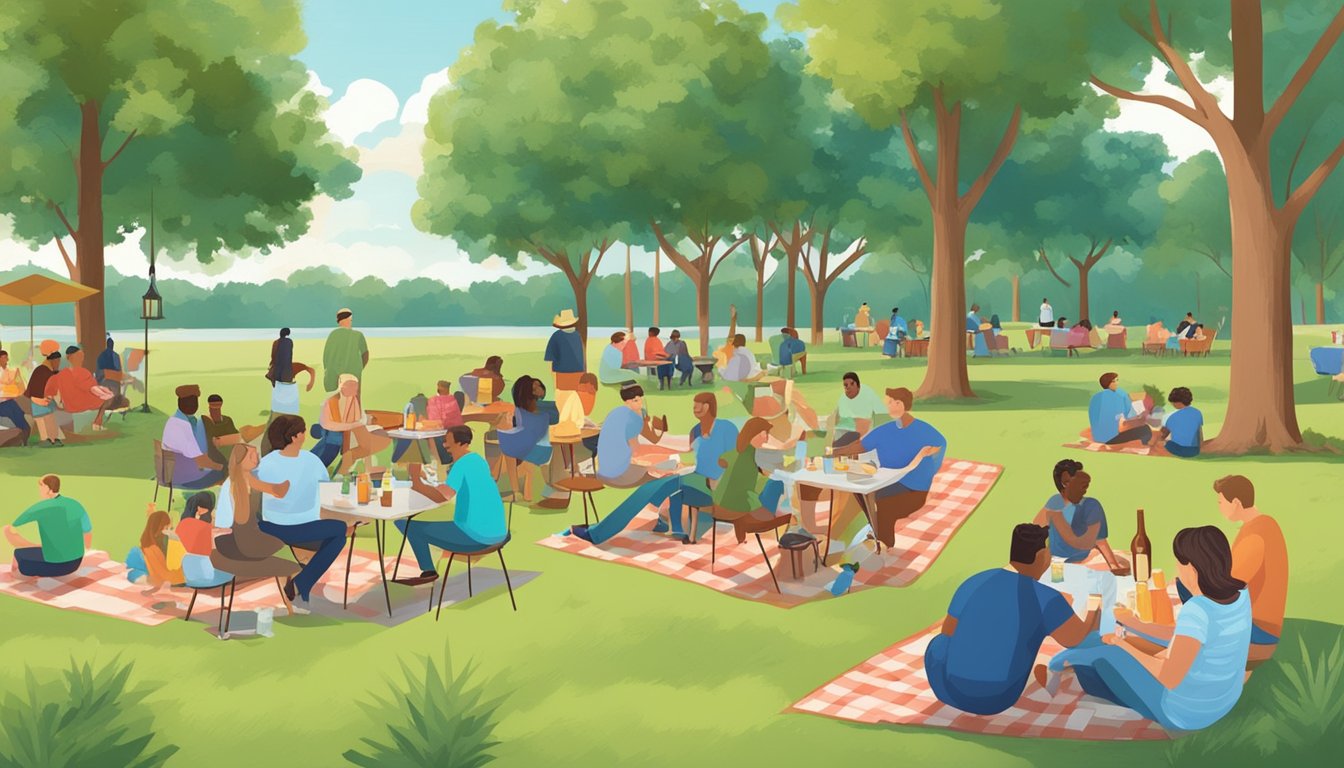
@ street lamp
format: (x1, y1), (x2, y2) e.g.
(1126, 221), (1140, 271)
(139, 192), (163, 413)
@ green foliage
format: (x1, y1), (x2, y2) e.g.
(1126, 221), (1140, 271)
(343, 650), (504, 768)
(0, 658), (177, 768)
(1167, 630), (1344, 766)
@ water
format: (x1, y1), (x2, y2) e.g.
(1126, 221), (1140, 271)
(6, 325), (740, 344)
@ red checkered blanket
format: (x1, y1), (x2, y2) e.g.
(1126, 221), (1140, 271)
(790, 622), (1170, 741)
(537, 459), (1001, 607)
(0, 549), (410, 626)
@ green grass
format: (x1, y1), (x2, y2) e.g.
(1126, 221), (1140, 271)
(2, 327), (1342, 766)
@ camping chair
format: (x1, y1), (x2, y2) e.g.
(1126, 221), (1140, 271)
(183, 572), (237, 639)
(1106, 328), (1128, 350)
(152, 440), (218, 510)
(693, 507), (792, 593)
(766, 334), (805, 379)
(1309, 347), (1344, 397)
(431, 534), (517, 620)
(122, 348), (147, 394)
(1179, 329), (1217, 357)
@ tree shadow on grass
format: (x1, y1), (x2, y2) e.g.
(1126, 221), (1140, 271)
(917, 382), (1091, 412)
(1293, 377), (1343, 405)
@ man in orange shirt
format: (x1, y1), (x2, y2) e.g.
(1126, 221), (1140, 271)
(643, 327), (673, 390)
(1213, 475), (1287, 666)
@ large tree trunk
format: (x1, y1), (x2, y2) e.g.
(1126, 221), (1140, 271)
(624, 245), (633, 332)
(1316, 281), (1326, 324)
(74, 101), (106, 370)
(786, 247), (798, 329)
(571, 273), (591, 358)
(1204, 148), (1302, 453)
(653, 249), (661, 325)
(693, 273), (711, 357)
(1077, 265), (1091, 324)
(809, 283), (828, 345)
(755, 267), (765, 342)
(1011, 273), (1020, 322)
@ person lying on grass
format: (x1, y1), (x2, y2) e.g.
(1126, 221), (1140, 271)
(1033, 460), (1130, 575)
(1048, 525), (1252, 731)
(925, 523), (1098, 716)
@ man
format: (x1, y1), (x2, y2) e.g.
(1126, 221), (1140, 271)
(1175, 312), (1199, 339)
(830, 387), (946, 549)
(1088, 372), (1152, 447)
(665, 330), (695, 387)
(883, 308), (908, 358)
(544, 308), (586, 395)
(592, 384), (663, 488)
(571, 392), (736, 545)
(161, 385), (226, 486)
(46, 345), (112, 431)
(255, 415), (349, 607)
(643, 327), (674, 390)
(398, 426), (509, 584)
(1032, 462), (1129, 575)
(5, 474), (91, 578)
(924, 523), (1098, 715)
(833, 372), (884, 445)
(0, 349), (30, 446)
(1115, 475), (1286, 667)
(557, 372), (599, 432)
(966, 304), (989, 357)
(202, 394), (257, 465)
(598, 332), (633, 385)
(24, 346), (63, 446)
(1039, 298), (1054, 328)
(322, 308), (369, 392)
(777, 328), (806, 371)
(1153, 386), (1203, 457)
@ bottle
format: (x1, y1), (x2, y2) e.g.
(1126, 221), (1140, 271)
(404, 403), (416, 431)
(340, 472), (351, 496)
(381, 481), (394, 507)
(356, 472), (371, 505)
(1131, 509), (1152, 583)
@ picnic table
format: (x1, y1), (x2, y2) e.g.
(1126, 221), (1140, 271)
(1026, 327), (1050, 349)
(319, 481), (437, 617)
(692, 356), (716, 383)
(1040, 562), (1126, 634)
(387, 426), (447, 464)
(771, 460), (914, 565)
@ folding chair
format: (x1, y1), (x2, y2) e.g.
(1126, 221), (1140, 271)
(432, 534), (517, 619)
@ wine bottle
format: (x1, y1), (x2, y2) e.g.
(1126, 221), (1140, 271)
(1131, 508), (1152, 582)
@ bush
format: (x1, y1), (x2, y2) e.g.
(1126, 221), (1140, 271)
(1167, 630), (1344, 766)
(343, 650), (505, 768)
(0, 658), (178, 768)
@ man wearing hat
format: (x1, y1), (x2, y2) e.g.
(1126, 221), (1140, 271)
(323, 308), (369, 393)
(545, 308), (586, 425)
(161, 384), (225, 486)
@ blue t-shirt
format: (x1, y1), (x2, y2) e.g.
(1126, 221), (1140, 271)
(1162, 590), (1252, 731)
(1164, 406), (1203, 448)
(544, 328), (586, 373)
(780, 337), (806, 365)
(689, 420), (739, 481)
(597, 406), (644, 479)
(598, 345), (628, 384)
(256, 451), (329, 526)
(446, 452), (507, 544)
(1088, 387), (1135, 443)
(1043, 493), (1108, 562)
(862, 417), (947, 491)
(888, 315), (908, 338)
(941, 568), (1074, 701)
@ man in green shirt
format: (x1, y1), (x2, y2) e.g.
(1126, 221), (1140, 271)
(322, 308), (370, 392)
(5, 474), (91, 577)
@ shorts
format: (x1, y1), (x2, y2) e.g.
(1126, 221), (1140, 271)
(13, 547), (81, 577)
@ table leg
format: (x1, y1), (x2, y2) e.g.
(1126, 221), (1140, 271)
(823, 489), (836, 567)
(392, 514), (416, 582)
(343, 522), (361, 609)
(856, 493), (881, 555)
(375, 519), (392, 617)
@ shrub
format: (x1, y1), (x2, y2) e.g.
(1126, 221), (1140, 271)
(343, 650), (505, 768)
(1167, 630), (1344, 765)
(0, 658), (178, 768)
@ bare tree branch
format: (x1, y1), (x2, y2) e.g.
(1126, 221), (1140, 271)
(960, 105), (1022, 214)
(899, 109), (936, 201)
(1146, 0), (1221, 119)
(1089, 75), (1202, 124)
(1261, 5), (1344, 146)
(102, 129), (138, 170)
(1282, 136), (1344, 224)
(650, 221), (697, 274)
(47, 200), (77, 239)
(1037, 246), (1072, 287)
(52, 234), (77, 278)
(709, 233), (751, 282)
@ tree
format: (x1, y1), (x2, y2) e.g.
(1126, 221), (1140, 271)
(785, 0), (1091, 398)
(0, 0), (359, 362)
(746, 234), (780, 342)
(1155, 152), (1234, 280)
(1089, 0), (1344, 452)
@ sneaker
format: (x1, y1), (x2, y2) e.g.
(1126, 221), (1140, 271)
(570, 525), (593, 543)
(290, 599), (312, 616)
(652, 519), (671, 534)
(397, 570), (439, 586)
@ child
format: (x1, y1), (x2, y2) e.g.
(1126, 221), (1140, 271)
(1154, 386), (1203, 458)
(175, 492), (230, 586)
(133, 503), (182, 595)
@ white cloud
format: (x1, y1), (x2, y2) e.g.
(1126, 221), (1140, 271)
(1100, 57), (1232, 161)
(305, 69), (332, 99)
(325, 78), (400, 144)
(400, 69), (450, 125)
(359, 122), (427, 177)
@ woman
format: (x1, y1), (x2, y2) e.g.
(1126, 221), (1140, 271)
(1049, 526), (1252, 731)
(499, 375), (559, 501)
(710, 417), (789, 542)
(665, 330), (695, 387)
(210, 444), (301, 595)
(1105, 311), (1124, 333)
(267, 328), (295, 386)
(95, 335), (122, 386)
(720, 334), (762, 382)
(320, 374), (392, 474)
(470, 355), (505, 403)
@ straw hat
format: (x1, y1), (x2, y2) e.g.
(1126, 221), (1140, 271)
(552, 309), (580, 329)
(551, 421), (581, 439)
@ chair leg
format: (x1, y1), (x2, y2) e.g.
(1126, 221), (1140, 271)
(223, 580), (237, 636)
(497, 549), (517, 612)
(276, 577), (294, 616)
(466, 556), (473, 597)
(185, 589), (198, 621)
(756, 533), (781, 593)
(590, 493), (601, 522)
(711, 519), (718, 567)
(435, 554), (456, 620)
(343, 524), (358, 609)
(218, 585), (228, 636)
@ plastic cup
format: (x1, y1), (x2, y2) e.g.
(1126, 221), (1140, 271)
(1151, 568), (1166, 590)
(1050, 557), (1065, 583)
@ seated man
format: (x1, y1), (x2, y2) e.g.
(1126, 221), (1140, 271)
(589, 384), (665, 489)
(1153, 386), (1203, 458)
(398, 426), (509, 584)
(665, 330), (695, 387)
(883, 308), (908, 358)
(557, 372), (599, 432)
(255, 415), (349, 608)
(1115, 475), (1285, 668)
(25, 346), (64, 446)
(644, 327), (674, 390)
(161, 384), (226, 487)
(719, 335), (762, 382)
(1033, 460), (1129, 574)
(833, 371), (884, 445)
(598, 332), (634, 385)
(829, 387), (946, 550)
(924, 523), (1096, 715)
(777, 327), (807, 371)
(1087, 372), (1152, 447)
(202, 393), (254, 466)
(570, 393), (737, 545)
(46, 345), (114, 431)
(4, 474), (91, 578)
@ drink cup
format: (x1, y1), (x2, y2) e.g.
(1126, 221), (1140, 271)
(1050, 557), (1065, 583)
(1086, 593), (1102, 613)
(1151, 568), (1166, 590)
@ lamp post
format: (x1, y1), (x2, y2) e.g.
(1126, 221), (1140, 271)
(139, 192), (163, 413)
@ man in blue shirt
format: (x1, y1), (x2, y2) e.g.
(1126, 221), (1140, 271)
(544, 308), (586, 402)
(1156, 386), (1203, 458)
(572, 393), (735, 545)
(1033, 460), (1130, 574)
(925, 523), (1097, 715)
(592, 384), (664, 489)
(598, 332), (634, 385)
(883, 308), (908, 358)
(1088, 372), (1153, 446)
(830, 387), (947, 549)
(399, 426), (509, 583)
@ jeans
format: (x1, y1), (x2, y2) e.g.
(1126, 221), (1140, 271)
(1106, 425), (1153, 445)
(258, 519), (347, 601)
(1050, 634), (1171, 726)
(1167, 442), (1200, 458)
(586, 475), (686, 544)
(0, 399), (29, 435)
(13, 547), (81, 577)
(924, 633), (1023, 715)
(394, 519), (500, 572)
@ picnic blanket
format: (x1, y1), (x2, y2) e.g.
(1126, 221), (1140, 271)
(0, 548), (416, 626)
(537, 459), (1001, 607)
(790, 621), (1170, 741)
(1063, 441), (1159, 457)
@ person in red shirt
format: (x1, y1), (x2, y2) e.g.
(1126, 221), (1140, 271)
(644, 327), (673, 390)
(175, 492), (231, 586)
(46, 346), (113, 431)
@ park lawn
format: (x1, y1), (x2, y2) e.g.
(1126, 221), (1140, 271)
(1, 327), (1342, 767)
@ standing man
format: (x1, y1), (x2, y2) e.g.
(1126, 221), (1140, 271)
(161, 384), (226, 486)
(1039, 298), (1054, 328)
(5, 474), (91, 578)
(545, 308), (586, 418)
(323, 308), (369, 393)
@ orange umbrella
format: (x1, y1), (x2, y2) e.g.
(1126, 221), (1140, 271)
(0, 273), (100, 361)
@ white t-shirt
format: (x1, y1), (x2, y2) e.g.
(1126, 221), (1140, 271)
(1039, 303), (1054, 324)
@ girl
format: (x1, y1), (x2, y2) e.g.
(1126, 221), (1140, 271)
(136, 505), (182, 596)
(176, 492), (231, 586)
